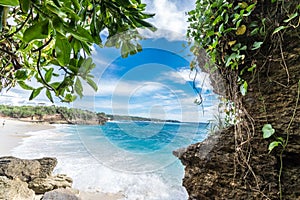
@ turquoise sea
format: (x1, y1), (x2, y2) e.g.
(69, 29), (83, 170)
(12, 121), (207, 200)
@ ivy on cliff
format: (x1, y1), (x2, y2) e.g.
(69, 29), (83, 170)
(188, 0), (300, 96)
(187, 0), (300, 198)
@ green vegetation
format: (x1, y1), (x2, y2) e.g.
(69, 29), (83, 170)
(262, 80), (300, 199)
(188, 0), (299, 94)
(0, 0), (155, 102)
(188, 0), (300, 199)
(0, 104), (107, 124)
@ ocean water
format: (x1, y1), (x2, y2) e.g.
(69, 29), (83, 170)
(12, 121), (207, 200)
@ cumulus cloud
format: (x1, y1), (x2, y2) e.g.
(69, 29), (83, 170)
(160, 67), (213, 91)
(143, 0), (194, 34)
(142, 0), (195, 40)
(0, 88), (54, 106)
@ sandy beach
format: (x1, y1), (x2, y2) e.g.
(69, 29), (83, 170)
(0, 118), (124, 200)
(0, 118), (54, 157)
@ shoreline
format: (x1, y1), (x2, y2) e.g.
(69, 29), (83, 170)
(0, 117), (54, 157)
(0, 117), (125, 200)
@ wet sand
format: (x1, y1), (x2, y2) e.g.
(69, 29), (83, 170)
(0, 118), (54, 157)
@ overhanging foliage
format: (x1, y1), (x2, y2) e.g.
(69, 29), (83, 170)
(0, 0), (155, 102)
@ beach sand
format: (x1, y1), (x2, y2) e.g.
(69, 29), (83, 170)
(0, 118), (54, 157)
(0, 118), (124, 200)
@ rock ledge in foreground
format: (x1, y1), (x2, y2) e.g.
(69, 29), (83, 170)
(0, 156), (76, 200)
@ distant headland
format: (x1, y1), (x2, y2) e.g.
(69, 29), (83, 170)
(0, 105), (181, 125)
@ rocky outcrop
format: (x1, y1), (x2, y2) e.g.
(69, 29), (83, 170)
(174, 128), (278, 199)
(0, 157), (57, 182)
(0, 176), (35, 200)
(29, 174), (73, 194)
(42, 188), (80, 200)
(175, 46), (300, 198)
(0, 157), (74, 199)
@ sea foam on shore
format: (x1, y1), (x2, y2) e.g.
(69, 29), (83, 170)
(10, 122), (207, 199)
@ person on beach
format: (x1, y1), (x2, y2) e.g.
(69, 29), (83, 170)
(2, 120), (5, 127)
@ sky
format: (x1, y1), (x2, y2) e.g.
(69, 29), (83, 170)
(0, 0), (221, 122)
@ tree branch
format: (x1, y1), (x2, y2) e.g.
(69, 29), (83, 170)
(0, 47), (15, 57)
(36, 50), (55, 91)
(32, 37), (53, 52)
(7, 9), (32, 38)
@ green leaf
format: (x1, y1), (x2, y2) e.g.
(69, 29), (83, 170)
(46, 3), (67, 18)
(121, 42), (130, 58)
(75, 77), (83, 98)
(283, 12), (298, 23)
(52, 0), (61, 8)
(23, 20), (49, 43)
(0, 0), (18, 6)
(240, 80), (248, 96)
(79, 57), (93, 77)
(19, 0), (31, 13)
(272, 26), (287, 35)
(134, 17), (157, 31)
(29, 87), (43, 100)
(87, 78), (98, 91)
(277, 137), (285, 143)
(238, 2), (248, 9)
(251, 41), (263, 50)
(55, 37), (71, 66)
(236, 25), (246, 35)
(46, 89), (54, 103)
(246, 3), (256, 12)
(247, 64), (256, 72)
(18, 81), (34, 90)
(262, 124), (275, 139)
(69, 25), (94, 43)
(45, 68), (54, 82)
(63, 94), (77, 102)
(250, 27), (259, 36)
(50, 82), (61, 89)
(268, 141), (281, 152)
(70, 0), (80, 10)
(15, 70), (27, 80)
(105, 36), (119, 48)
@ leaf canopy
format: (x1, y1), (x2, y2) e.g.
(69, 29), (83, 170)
(0, 0), (155, 102)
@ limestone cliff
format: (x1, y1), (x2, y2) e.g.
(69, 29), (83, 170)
(175, 40), (300, 199)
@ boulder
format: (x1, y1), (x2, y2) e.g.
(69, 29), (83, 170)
(28, 174), (73, 194)
(0, 157), (57, 182)
(0, 176), (35, 200)
(42, 188), (80, 200)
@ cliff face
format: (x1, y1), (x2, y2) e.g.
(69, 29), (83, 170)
(175, 53), (300, 198)
(175, 128), (278, 199)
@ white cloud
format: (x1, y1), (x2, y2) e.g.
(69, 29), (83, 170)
(160, 67), (213, 91)
(143, 0), (195, 36)
(0, 88), (54, 106)
(139, 28), (185, 41)
(95, 80), (165, 97)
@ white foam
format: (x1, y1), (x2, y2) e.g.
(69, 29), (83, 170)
(11, 126), (188, 200)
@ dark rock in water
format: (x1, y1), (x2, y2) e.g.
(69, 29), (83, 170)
(0, 176), (35, 200)
(42, 188), (80, 200)
(172, 147), (186, 158)
(0, 157), (57, 182)
(29, 174), (73, 194)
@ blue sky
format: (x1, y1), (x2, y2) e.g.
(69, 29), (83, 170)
(0, 0), (220, 122)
